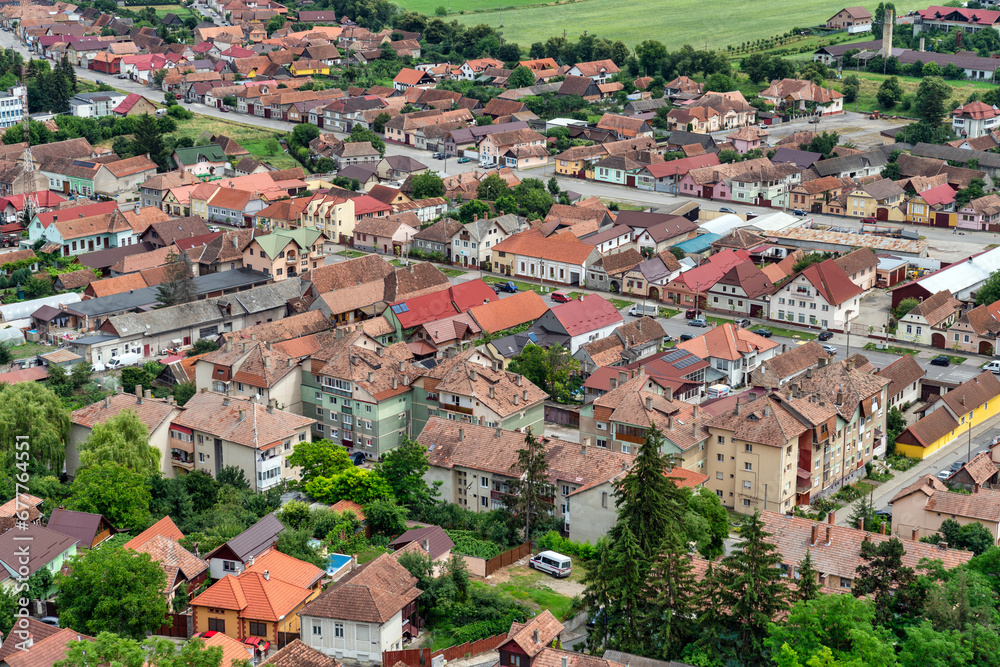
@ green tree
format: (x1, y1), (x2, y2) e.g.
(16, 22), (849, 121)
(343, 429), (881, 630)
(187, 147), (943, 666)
(263, 137), (281, 156)
(842, 74), (860, 104)
(795, 550), (820, 602)
(853, 537), (923, 629)
(957, 178), (988, 208)
(173, 381), (196, 406)
(684, 486), (729, 559)
(458, 199), (491, 223)
(922, 567), (998, 631)
(704, 72), (736, 92)
(876, 76), (904, 108)
(709, 510), (790, 666)
(287, 439), (353, 488)
(803, 131), (840, 157)
(378, 435), (439, 510)
(266, 13), (285, 35)
(503, 429), (553, 541)
(69, 361), (93, 389)
(507, 66), (536, 89)
(410, 172), (445, 200)
(187, 339), (218, 356)
(68, 463), (151, 530)
(915, 76), (953, 127)
(547, 176), (560, 196)
(79, 410), (160, 473)
(644, 536), (698, 659)
(132, 114), (169, 172)
(372, 112), (392, 134)
(0, 382), (70, 472)
(120, 366), (153, 395)
(56, 547), (168, 639)
(898, 621), (971, 667)
(363, 497), (408, 536)
(0, 587), (16, 639)
(894, 296), (920, 319)
(718, 149), (741, 164)
(156, 251), (195, 307)
(303, 466), (394, 505)
(477, 173), (510, 201)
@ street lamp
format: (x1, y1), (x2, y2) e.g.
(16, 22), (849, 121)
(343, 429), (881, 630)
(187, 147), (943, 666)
(844, 310), (854, 357)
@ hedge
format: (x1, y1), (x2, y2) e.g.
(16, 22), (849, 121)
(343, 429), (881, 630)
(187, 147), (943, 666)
(445, 529), (502, 559)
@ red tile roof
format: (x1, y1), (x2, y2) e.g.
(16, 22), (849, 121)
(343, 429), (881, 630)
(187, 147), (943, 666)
(801, 259), (862, 306)
(389, 280), (497, 329)
(468, 290), (548, 334)
(549, 294), (623, 336)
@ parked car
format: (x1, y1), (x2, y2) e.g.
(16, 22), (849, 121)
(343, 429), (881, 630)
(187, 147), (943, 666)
(734, 318), (751, 328)
(685, 309), (699, 319)
(719, 207), (737, 214)
(822, 344), (837, 356)
(219, 106), (229, 112)
(679, 333), (695, 342)
(457, 157), (471, 163)
(688, 318), (708, 327)
(492, 281), (518, 293)
(861, 216), (877, 224)
(117, 74), (127, 79)
(550, 291), (571, 303)
(529, 550), (572, 578)
(937, 469), (952, 481)
(752, 328), (773, 338)
(930, 355), (951, 367)
(950, 460), (967, 473)
(39, 617), (59, 628)
(817, 331), (834, 341)
(628, 303), (658, 317)
(808, 117), (820, 124)
(350, 452), (366, 466)
(984, 359), (1000, 374)
(792, 209), (807, 216)
(433, 153), (445, 160)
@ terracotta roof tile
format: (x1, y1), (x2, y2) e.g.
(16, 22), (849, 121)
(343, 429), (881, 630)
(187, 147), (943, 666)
(506, 610), (564, 657)
(877, 355), (925, 400)
(171, 392), (314, 449)
(262, 640), (342, 667)
(941, 371), (1000, 417)
(85, 272), (148, 297)
(911, 289), (961, 327)
(244, 548), (325, 589)
(299, 552), (421, 623)
(678, 322), (779, 362)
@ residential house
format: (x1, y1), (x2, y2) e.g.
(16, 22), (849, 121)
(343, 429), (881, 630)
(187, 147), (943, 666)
(195, 339), (302, 414)
(419, 417), (638, 543)
(140, 171), (201, 209)
(729, 161), (802, 208)
(170, 392), (314, 492)
(410, 347), (548, 436)
(749, 340), (833, 390)
(663, 248), (751, 310)
(877, 354), (925, 410)
(567, 59), (620, 83)
(113, 93), (157, 116)
(891, 474), (1000, 543)
(478, 128), (548, 169)
(705, 262), (776, 319)
(727, 126), (769, 154)
(636, 154), (721, 193)
(69, 391), (181, 477)
(527, 294), (624, 355)
(491, 228), (602, 287)
(46, 508), (115, 549)
(203, 512), (285, 579)
(35, 209), (135, 257)
(467, 290), (549, 337)
(299, 552), (421, 661)
(94, 156), (158, 202)
(619, 211), (700, 255)
(412, 218), (463, 260)
(846, 179), (906, 220)
(124, 516), (208, 605)
(392, 68), (435, 91)
(952, 101), (1000, 139)
(833, 248), (879, 291)
(0, 524), (77, 594)
(678, 322), (780, 387)
(388, 526), (453, 564)
(459, 57), (504, 80)
(596, 114), (653, 140)
(376, 155), (428, 181)
(573, 317), (667, 372)
(949, 302), (1000, 354)
(174, 145), (228, 177)
(449, 213), (523, 268)
(243, 228), (325, 280)
(353, 214), (419, 256)
(769, 258), (862, 331)
(190, 550), (321, 643)
(69, 90), (127, 117)
(760, 78), (844, 115)
(826, 6), (873, 31)
(897, 289), (962, 347)
(331, 141), (381, 170)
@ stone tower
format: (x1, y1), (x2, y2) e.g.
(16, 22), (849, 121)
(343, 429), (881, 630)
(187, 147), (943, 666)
(881, 9), (894, 58)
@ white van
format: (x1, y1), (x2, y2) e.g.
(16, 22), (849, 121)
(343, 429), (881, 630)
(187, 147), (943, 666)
(986, 360), (1000, 374)
(94, 352), (141, 372)
(628, 303), (658, 317)
(707, 384), (731, 399)
(529, 550), (572, 578)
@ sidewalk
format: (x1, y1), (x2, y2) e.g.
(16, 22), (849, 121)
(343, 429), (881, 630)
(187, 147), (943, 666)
(836, 415), (1000, 524)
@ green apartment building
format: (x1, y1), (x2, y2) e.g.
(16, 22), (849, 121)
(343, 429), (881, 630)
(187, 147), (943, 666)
(300, 330), (421, 461)
(410, 348), (548, 437)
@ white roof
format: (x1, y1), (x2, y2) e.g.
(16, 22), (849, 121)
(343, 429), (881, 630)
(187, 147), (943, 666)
(877, 256), (908, 271)
(743, 211), (807, 233)
(918, 246), (1000, 294)
(0, 293), (81, 322)
(698, 214), (746, 236)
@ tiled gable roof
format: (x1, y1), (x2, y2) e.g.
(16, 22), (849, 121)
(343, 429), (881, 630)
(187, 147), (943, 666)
(549, 294), (623, 336)
(262, 640), (342, 667)
(172, 392), (314, 449)
(910, 289), (961, 327)
(678, 322), (779, 362)
(299, 552), (421, 622)
(876, 355), (925, 399)
(941, 371), (1000, 417)
(505, 610), (564, 657)
(799, 259), (862, 306)
(599, 248), (643, 276)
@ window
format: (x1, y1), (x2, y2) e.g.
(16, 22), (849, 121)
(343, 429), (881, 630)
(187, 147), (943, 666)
(199, 453), (205, 462)
(716, 472), (723, 480)
(334, 623), (344, 638)
(744, 444), (753, 453)
(313, 625), (322, 636)
(742, 498), (751, 507)
(208, 618), (225, 632)
(601, 492), (608, 508)
(744, 462), (752, 471)
(621, 442), (631, 454)
(717, 453), (724, 462)
(249, 621), (267, 636)
(562, 485), (570, 496)
(717, 435), (725, 444)
(481, 477), (489, 488)
(481, 496), (488, 507)
(223, 561), (236, 572)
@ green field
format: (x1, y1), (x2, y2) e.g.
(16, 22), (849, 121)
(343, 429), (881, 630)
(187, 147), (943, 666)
(437, 0), (926, 50)
(153, 4), (195, 18)
(828, 71), (999, 117)
(171, 115), (302, 171)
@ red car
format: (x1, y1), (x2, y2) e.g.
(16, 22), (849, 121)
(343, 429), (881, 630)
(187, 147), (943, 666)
(685, 309), (699, 319)
(550, 291), (571, 303)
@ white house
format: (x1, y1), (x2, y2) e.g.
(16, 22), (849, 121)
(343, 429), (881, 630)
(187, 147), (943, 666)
(449, 213), (524, 267)
(69, 91), (128, 118)
(677, 322), (780, 387)
(769, 258), (861, 331)
(0, 87), (25, 130)
(299, 552), (421, 662)
(531, 294), (624, 354)
(952, 101), (1000, 139)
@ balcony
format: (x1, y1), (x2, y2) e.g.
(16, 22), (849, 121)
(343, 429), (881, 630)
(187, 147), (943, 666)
(439, 402), (474, 416)
(322, 383), (351, 398)
(617, 432), (645, 444)
(171, 453), (194, 470)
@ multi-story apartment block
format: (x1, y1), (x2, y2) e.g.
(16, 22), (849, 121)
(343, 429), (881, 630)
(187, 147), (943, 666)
(300, 328), (420, 460)
(195, 340), (303, 414)
(410, 348), (547, 437)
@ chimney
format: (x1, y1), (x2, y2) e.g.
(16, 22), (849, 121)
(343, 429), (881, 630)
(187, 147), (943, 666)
(263, 570), (269, 580)
(824, 525), (831, 545)
(828, 511), (835, 525)
(423, 538), (430, 552)
(806, 367), (813, 378)
(735, 398), (741, 415)
(645, 396), (653, 411)
(618, 370), (627, 385)
(104, 394), (111, 407)
(533, 629), (539, 644)
(880, 522), (887, 535)
(392, 377), (398, 389)
(264, 355), (271, 367)
(136, 385), (143, 403)
(811, 524), (820, 546)
(458, 428), (464, 441)
(609, 378), (617, 390)
(368, 371), (374, 383)
(522, 389), (528, 401)
(470, 368), (477, 382)
(582, 437), (590, 455)
(350, 355), (358, 365)
(513, 394), (519, 405)
(912, 527), (919, 541)
(376, 347), (383, 357)
(489, 386), (495, 398)
(251, 333), (257, 341)
(665, 386), (673, 401)
(226, 340), (232, 352)
(562, 658), (568, 667)
(881, 8), (894, 58)
(242, 342), (248, 353)
(836, 391), (844, 405)
(692, 404), (699, 419)
(920, 36), (925, 52)
(336, 328), (344, 339)
(267, 398), (275, 414)
(223, 396), (230, 406)
(938, 541), (948, 550)
(496, 426), (502, 437)
(398, 361), (405, 372)
(516, 375), (523, 387)
(239, 408), (246, 421)
(667, 415), (673, 429)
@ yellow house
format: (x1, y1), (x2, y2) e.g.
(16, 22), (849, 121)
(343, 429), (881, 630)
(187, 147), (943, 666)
(191, 550), (324, 643)
(300, 193), (357, 245)
(906, 193), (934, 226)
(846, 179), (906, 220)
(553, 144), (606, 179)
(290, 60), (330, 77)
(895, 371), (1000, 459)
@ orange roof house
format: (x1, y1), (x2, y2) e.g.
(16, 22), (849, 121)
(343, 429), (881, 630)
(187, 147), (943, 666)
(190, 552), (322, 643)
(124, 516), (208, 603)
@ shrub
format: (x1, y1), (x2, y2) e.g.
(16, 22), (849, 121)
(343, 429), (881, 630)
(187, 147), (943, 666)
(536, 530), (597, 561)
(446, 530), (502, 559)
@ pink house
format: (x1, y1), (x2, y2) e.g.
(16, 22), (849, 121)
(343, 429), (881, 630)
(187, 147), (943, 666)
(727, 126), (769, 154)
(677, 157), (773, 202)
(956, 193), (1000, 231)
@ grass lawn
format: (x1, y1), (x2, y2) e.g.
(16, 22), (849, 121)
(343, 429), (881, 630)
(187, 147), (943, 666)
(169, 114), (302, 171)
(609, 298), (633, 310)
(153, 4), (196, 18)
(442, 268), (467, 277)
(10, 341), (48, 360)
(827, 71), (999, 117)
(948, 355), (967, 365)
(447, 0), (924, 49)
(659, 308), (680, 319)
(338, 250), (367, 258)
(862, 342), (919, 356)
(390, 259), (404, 267)
(486, 566), (582, 621)
(710, 316), (821, 340)
(482, 275), (544, 293)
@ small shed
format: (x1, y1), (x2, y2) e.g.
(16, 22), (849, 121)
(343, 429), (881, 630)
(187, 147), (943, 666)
(388, 525), (454, 563)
